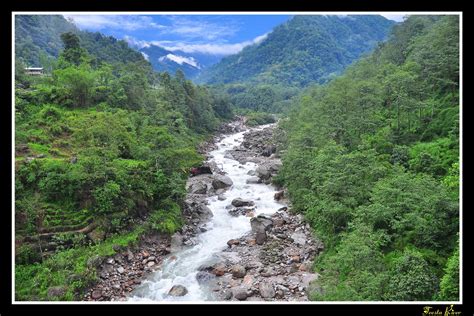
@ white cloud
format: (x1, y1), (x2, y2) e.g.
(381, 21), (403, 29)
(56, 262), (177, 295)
(141, 52), (149, 61)
(63, 15), (165, 31)
(161, 16), (238, 41)
(380, 14), (407, 22)
(159, 54), (200, 68)
(123, 35), (150, 48)
(153, 32), (269, 56)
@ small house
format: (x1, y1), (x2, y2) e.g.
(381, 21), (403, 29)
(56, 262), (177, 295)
(24, 67), (44, 76)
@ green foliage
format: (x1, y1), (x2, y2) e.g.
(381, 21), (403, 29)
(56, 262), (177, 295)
(314, 224), (387, 301)
(278, 15), (459, 301)
(199, 15), (395, 87)
(15, 227), (143, 301)
(148, 200), (183, 234)
(384, 249), (438, 300)
(16, 244), (42, 265)
(408, 137), (458, 177)
(15, 16), (233, 301)
(245, 112), (277, 126)
(92, 181), (121, 215)
(438, 242), (460, 300)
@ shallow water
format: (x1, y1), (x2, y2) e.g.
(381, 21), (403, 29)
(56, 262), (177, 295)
(128, 124), (284, 302)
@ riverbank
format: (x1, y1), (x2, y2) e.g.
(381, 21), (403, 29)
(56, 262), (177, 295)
(84, 118), (322, 302)
(82, 118), (247, 301)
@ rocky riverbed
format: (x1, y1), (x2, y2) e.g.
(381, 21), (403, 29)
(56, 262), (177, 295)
(83, 118), (322, 302)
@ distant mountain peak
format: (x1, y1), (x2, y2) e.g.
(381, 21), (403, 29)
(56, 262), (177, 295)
(196, 15), (395, 87)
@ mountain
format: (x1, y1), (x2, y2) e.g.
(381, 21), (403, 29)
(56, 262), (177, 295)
(15, 15), (78, 66)
(139, 45), (222, 79)
(197, 15), (396, 87)
(15, 15), (147, 67)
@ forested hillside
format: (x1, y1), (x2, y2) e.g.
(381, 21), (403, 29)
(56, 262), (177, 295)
(198, 15), (395, 87)
(14, 13), (461, 303)
(15, 29), (233, 300)
(275, 15), (460, 301)
(15, 15), (146, 68)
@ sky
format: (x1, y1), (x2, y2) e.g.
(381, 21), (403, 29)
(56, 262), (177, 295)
(63, 14), (406, 56)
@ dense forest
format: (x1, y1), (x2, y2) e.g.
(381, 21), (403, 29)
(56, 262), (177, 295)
(198, 15), (395, 114)
(15, 31), (233, 300)
(16, 15), (146, 68)
(197, 15), (395, 87)
(14, 13), (460, 302)
(274, 15), (460, 300)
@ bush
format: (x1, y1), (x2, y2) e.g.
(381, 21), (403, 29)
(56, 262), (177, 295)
(148, 200), (182, 234)
(16, 244), (42, 265)
(246, 112), (277, 126)
(384, 249), (439, 301)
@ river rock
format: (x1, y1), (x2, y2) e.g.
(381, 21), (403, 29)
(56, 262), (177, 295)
(196, 271), (216, 284)
(227, 239), (240, 247)
(290, 232), (306, 246)
(255, 231), (267, 245)
(231, 198), (254, 207)
(91, 289), (102, 300)
(246, 177), (261, 184)
(231, 264), (246, 278)
(259, 281), (276, 298)
(212, 175), (233, 189)
(188, 182), (207, 194)
(274, 190), (284, 200)
(250, 215), (273, 234)
(168, 285), (188, 296)
(242, 274), (255, 288)
(256, 165), (271, 180)
(196, 204), (213, 220)
(212, 263), (227, 276)
(232, 287), (248, 300)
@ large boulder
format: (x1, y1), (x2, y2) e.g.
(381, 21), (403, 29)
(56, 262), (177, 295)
(250, 215), (273, 234)
(256, 165), (271, 180)
(196, 204), (213, 221)
(212, 175), (233, 189)
(231, 198), (254, 207)
(188, 182), (207, 194)
(168, 285), (188, 296)
(251, 215), (273, 245)
(196, 271), (216, 284)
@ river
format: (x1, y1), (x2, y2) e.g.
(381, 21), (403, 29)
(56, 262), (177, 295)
(128, 124), (284, 301)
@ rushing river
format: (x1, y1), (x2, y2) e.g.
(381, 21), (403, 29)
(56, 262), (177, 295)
(129, 125), (284, 301)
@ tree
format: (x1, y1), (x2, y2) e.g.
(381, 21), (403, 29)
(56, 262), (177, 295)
(384, 249), (438, 300)
(60, 32), (86, 65)
(53, 63), (98, 108)
(438, 242), (460, 300)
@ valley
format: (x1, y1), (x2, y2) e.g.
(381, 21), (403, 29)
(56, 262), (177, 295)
(13, 13), (461, 303)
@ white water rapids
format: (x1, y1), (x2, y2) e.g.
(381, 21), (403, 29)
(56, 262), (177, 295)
(128, 125), (284, 301)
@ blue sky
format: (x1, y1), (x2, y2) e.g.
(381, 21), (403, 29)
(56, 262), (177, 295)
(63, 14), (405, 56)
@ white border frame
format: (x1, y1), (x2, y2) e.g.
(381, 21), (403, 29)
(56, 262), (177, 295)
(11, 11), (463, 305)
